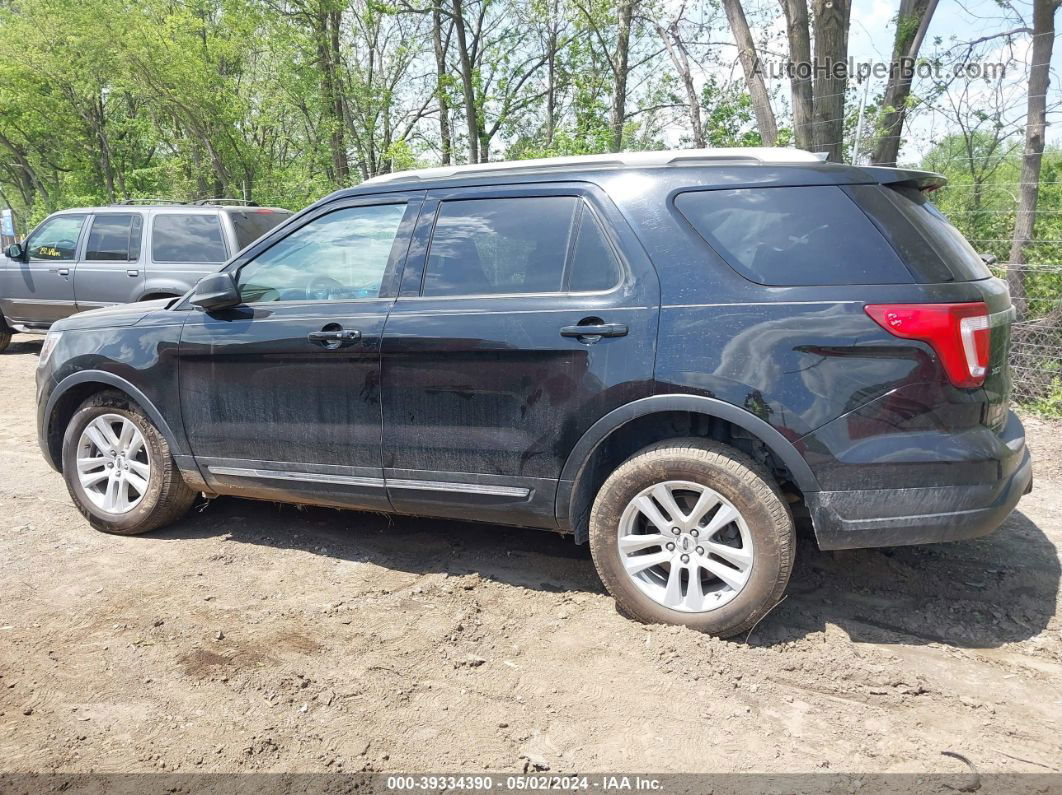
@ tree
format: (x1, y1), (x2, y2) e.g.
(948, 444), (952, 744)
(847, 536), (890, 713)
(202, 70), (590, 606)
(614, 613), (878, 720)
(1008, 0), (1061, 317)
(871, 0), (938, 166)
(719, 0), (776, 146)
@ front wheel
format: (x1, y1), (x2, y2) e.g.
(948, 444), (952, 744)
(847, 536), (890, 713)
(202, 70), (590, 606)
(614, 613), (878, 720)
(61, 391), (197, 535)
(588, 439), (794, 638)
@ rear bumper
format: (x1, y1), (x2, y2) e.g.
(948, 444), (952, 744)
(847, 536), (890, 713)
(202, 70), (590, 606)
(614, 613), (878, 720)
(807, 412), (1032, 550)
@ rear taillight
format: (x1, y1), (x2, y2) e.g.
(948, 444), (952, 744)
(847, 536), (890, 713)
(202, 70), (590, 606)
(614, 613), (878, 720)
(864, 302), (991, 388)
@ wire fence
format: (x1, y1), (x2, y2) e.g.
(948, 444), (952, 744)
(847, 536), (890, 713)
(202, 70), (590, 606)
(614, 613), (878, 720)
(995, 264), (1062, 409)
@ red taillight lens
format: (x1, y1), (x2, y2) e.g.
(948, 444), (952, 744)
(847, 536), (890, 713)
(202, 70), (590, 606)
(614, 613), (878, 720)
(864, 302), (991, 388)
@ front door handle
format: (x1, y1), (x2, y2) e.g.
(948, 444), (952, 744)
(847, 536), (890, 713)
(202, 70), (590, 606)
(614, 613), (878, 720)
(57, 268), (70, 276)
(127, 269), (140, 277)
(308, 328), (362, 348)
(560, 322), (628, 340)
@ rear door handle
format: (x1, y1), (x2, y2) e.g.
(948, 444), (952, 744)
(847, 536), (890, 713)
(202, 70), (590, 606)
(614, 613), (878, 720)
(560, 323), (628, 339)
(127, 269), (139, 277)
(57, 268), (70, 276)
(308, 329), (362, 348)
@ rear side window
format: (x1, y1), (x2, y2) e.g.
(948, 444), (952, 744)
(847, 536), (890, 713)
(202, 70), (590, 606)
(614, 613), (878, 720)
(229, 209), (293, 251)
(568, 206), (622, 292)
(675, 186), (913, 285)
(151, 214), (227, 263)
(423, 197), (577, 296)
(86, 214), (142, 261)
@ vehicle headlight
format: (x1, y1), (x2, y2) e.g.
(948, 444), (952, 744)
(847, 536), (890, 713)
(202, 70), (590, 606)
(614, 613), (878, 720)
(38, 330), (62, 367)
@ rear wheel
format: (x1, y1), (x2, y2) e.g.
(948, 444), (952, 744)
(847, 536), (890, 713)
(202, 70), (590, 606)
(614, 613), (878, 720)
(588, 439), (794, 638)
(0, 330), (10, 353)
(61, 391), (196, 535)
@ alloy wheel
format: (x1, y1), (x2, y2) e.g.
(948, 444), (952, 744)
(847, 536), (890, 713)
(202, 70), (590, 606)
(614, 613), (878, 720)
(616, 480), (754, 612)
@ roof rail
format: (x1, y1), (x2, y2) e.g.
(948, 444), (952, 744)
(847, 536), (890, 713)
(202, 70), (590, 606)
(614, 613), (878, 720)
(113, 198), (188, 206)
(363, 147), (829, 185)
(193, 198), (260, 207)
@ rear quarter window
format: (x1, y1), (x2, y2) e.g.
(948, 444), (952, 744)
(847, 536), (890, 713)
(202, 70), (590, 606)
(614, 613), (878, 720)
(151, 214), (228, 264)
(229, 209), (293, 251)
(674, 186), (914, 286)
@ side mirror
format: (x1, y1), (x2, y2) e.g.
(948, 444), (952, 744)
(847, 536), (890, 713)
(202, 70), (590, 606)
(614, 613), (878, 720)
(5, 243), (25, 261)
(980, 253), (999, 266)
(189, 272), (241, 311)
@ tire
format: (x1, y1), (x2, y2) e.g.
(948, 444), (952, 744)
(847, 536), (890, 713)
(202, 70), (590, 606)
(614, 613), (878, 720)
(61, 390), (197, 535)
(588, 438), (794, 638)
(0, 330), (10, 354)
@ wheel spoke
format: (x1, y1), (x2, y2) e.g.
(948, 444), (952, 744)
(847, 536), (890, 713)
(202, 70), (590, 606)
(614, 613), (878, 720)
(622, 549), (670, 575)
(662, 564), (683, 607)
(79, 467), (110, 488)
(687, 489), (721, 528)
(125, 438), (144, 458)
(124, 470), (149, 497)
(650, 483), (684, 525)
(703, 504), (739, 537)
(103, 476), (121, 512)
(127, 459), (150, 479)
(84, 425), (114, 455)
(117, 419), (135, 450)
(633, 495), (672, 534)
(683, 564), (705, 611)
(706, 541), (753, 570)
(702, 556), (747, 591)
(95, 418), (122, 450)
(618, 533), (666, 553)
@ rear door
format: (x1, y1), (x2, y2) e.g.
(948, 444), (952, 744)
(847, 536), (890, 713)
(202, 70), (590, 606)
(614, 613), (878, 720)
(0, 213), (86, 324)
(74, 212), (145, 310)
(380, 182), (659, 527)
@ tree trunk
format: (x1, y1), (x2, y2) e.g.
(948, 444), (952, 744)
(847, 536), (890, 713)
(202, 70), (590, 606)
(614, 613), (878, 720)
(655, 19), (705, 148)
(721, 0), (777, 146)
(811, 0), (851, 162)
(609, 0), (633, 152)
(871, 0), (938, 166)
(780, 0), (813, 151)
(1007, 0), (1060, 318)
(450, 0), (480, 163)
(315, 8), (348, 184)
(545, 18), (559, 148)
(431, 1), (453, 165)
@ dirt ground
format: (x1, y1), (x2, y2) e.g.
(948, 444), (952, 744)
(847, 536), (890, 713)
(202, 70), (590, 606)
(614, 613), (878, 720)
(1, 335), (1060, 777)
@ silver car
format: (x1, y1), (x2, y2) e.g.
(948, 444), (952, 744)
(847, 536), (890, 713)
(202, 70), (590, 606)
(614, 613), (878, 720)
(0, 200), (291, 351)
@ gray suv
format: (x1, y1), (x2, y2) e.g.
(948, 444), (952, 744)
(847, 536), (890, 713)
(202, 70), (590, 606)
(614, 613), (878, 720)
(0, 200), (291, 350)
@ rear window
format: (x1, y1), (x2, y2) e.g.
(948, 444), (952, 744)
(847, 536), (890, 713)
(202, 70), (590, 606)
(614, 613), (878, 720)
(674, 186), (913, 286)
(879, 185), (992, 282)
(229, 209), (292, 251)
(151, 214), (228, 264)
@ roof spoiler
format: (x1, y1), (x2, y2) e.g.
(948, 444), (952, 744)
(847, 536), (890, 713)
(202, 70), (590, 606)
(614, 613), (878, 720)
(861, 166), (947, 192)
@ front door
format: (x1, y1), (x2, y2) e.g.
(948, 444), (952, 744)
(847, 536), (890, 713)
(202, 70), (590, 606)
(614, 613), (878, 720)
(74, 212), (145, 310)
(381, 184), (660, 527)
(0, 213), (86, 325)
(178, 194), (422, 511)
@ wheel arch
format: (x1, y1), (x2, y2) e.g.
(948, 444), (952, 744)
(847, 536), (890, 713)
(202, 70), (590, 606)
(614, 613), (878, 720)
(43, 372), (184, 471)
(555, 394), (820, 542)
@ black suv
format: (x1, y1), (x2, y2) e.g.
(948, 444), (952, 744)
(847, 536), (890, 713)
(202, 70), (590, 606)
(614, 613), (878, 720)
(34, 149), (1032, 637)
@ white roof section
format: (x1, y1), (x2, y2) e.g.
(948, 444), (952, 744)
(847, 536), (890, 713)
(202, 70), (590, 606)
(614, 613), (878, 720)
(363, 147), (829, 185)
